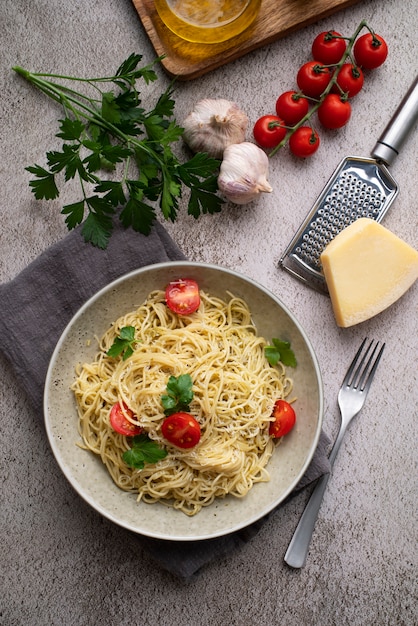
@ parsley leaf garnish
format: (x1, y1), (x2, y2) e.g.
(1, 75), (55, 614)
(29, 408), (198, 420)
(106, 326), (139, 360)
(123, 434), (167, 469)
(265, 339), (297, 368)
(13, 54), (223, 248)
(161, 374), (194, 415)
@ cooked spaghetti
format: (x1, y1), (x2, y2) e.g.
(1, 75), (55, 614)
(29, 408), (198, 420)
(72, 289), (294, 515)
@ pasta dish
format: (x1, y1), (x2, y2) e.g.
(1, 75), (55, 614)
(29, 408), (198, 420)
(72, 287), (294, 516)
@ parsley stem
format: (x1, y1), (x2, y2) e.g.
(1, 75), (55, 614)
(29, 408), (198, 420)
(14, 68), (165, 166)
(19, 55), (163, 85)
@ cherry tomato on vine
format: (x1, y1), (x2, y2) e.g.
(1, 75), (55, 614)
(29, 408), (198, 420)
(332, 63), (364, 97)
(275, 91), (309, 126)
(165, 278), (200, 315)
(110, 402), (143, 436)
(289, 127), (320, 158)
(311, 30), (346, 65)
(253, 114), (287, 148)
(353, 33), (388, 69)
(318, 94), (351, 129)
(161, 412), (201, 449)
(269, 400), (296, 438)
(297, 61), (333, 98)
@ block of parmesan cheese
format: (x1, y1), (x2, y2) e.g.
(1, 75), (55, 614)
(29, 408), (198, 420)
(320, 218), (418, 327)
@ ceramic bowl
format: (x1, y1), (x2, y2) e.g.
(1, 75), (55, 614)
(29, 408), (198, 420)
(44, 261), (323, 541)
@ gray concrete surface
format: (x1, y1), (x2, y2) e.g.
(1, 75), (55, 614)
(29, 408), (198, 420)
(1, 0), (417, 624)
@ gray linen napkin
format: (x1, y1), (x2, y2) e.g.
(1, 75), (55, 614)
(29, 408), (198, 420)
(0, 220), (331, 580)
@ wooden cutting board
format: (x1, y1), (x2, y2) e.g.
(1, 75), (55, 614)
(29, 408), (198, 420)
(132, 0), (360, 80)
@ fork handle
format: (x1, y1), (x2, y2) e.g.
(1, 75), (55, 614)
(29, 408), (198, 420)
(284, 425), (347, 568)
(284, 471), (331, 568)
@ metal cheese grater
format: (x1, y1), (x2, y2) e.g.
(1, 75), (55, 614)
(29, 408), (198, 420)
(279, 76), (418, 294)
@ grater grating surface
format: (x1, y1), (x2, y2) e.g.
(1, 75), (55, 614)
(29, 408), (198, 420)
(279, 157), (398, 294)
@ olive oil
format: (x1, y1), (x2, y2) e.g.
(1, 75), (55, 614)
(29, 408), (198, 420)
(154, 0), (261, 44)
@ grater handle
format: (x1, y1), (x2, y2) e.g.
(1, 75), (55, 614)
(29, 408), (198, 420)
(371, 75), (418, 166)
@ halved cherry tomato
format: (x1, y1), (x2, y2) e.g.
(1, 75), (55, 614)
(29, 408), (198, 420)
(161, 412), (201, 449)
(109, 402), (143, 436)
(165, 278), (200, 315)
(269, 400), (296, 438)
(311, 30), (346, 65)
(289, 127), (320, 158)
(297, 61), (333, 98)
(275, 91), (309, 126)
(318, 94), (351, 129)
(353, 33), (388, 69)
(253, 115), (287, 149)
(332, 63), (364, 98)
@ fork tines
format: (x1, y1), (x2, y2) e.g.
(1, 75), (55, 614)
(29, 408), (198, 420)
(345, 338), (386, 392)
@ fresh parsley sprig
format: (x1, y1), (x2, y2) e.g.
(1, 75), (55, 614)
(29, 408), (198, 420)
(265, 338), (297, 368)
(161, 374), (194, 415)
(123, 434), (167, 469)
(13, 54), (223, 249)
(106, 326), (139, 360)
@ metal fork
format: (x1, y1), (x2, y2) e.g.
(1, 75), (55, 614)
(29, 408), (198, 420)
(284, 338), (385, 569)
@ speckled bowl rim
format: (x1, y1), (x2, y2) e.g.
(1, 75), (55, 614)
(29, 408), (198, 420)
(44, 261), (323, 541)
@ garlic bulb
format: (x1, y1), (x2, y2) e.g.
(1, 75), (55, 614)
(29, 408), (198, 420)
(183, 98), (248, 158)
(218, 142), (273, 205)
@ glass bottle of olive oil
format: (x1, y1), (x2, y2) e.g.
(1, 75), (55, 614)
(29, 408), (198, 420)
(154, 0), (261, 44)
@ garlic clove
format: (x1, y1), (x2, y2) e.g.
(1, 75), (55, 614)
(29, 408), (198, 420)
(218, 142), (273, 205)
(183, 98), (248, 159)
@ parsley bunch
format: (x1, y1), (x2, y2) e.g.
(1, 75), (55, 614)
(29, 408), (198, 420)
(13, 54), (223, 248)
